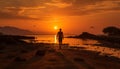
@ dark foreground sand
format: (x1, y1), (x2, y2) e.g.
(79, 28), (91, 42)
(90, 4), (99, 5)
(0, 43), (120, 69)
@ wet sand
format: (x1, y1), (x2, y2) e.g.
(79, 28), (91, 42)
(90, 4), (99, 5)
(0, 43), (120, 69)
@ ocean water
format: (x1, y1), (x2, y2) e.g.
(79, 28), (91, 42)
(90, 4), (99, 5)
(29, 35), (120, 58)
(35, 35), (97, 46)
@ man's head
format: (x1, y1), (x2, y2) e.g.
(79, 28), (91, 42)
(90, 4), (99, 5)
(59, 28), (62, 31)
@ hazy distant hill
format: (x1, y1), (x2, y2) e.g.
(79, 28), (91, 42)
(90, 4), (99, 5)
(0, 26), (34, 35)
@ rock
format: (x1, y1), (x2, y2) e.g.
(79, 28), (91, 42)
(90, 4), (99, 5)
(74, 58), (84, 62)
(35, 50), (46, 56)
(14, 57), (26, 62)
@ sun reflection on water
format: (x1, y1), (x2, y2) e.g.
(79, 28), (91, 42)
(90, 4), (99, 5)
(54, 35), (57, 43)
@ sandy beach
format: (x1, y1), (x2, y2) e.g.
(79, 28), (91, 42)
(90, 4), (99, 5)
(0, 43), (120, 69)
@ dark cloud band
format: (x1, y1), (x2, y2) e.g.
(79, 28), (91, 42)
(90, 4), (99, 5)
(0, 0), (120, 19)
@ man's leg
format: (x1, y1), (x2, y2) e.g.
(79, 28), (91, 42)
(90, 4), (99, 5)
(59, 41), (62, 49)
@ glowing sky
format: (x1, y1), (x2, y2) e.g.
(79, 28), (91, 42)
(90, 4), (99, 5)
(0, 0), (120, 34)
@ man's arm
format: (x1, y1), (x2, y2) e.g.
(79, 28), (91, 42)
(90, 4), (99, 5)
(62, 32), (64, 38)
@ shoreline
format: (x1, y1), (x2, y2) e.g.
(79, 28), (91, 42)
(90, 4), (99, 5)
(0, 42), (120, 69)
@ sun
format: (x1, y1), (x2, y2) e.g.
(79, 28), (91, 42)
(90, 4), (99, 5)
(54, 26), (58, 30)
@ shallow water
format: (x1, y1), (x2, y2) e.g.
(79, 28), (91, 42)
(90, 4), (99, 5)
(34, 35), (120, 58)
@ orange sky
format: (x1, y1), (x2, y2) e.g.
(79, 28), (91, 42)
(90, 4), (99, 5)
(0, 0), (120, 34)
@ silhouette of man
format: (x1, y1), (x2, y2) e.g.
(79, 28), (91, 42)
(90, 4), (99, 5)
(57, 28), (64, 49)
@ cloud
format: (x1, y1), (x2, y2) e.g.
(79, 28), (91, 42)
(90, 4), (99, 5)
(83, 1), (120, 11)
(45, 2), (72, 8)
(45, 0), (72, 8)
(0, 0), (47, 19)
(51, 0), (120, 16)
(0, 6), (46, 20)
(0, 0), (120, 19)
(0, 11), (39, 20)
(0, 0), (46, 7)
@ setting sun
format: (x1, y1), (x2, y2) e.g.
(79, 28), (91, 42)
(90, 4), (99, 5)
(54, 26), (58, 30)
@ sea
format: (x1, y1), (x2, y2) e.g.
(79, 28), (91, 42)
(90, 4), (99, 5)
(28, 35), (120, 58)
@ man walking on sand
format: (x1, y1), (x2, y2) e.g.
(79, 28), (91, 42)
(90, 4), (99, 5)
(57, 28), (64, 49)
